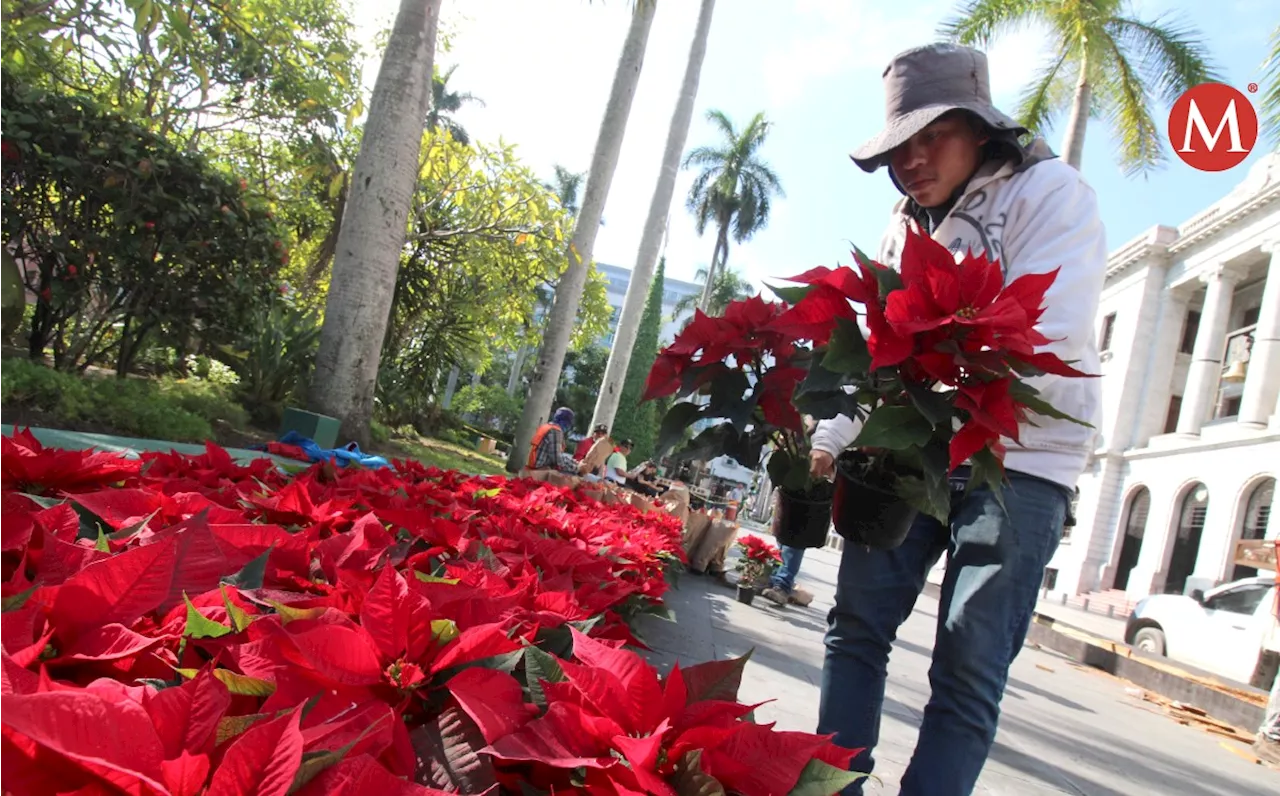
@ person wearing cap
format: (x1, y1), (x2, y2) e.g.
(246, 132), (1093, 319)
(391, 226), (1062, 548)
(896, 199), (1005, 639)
(526, 407), (579, 474)
(811, 44), (1106, 795)
(574, 424), (610, 461)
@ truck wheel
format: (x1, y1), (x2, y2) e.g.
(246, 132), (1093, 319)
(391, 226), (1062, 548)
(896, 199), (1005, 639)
(1133, 627), (1166, 656)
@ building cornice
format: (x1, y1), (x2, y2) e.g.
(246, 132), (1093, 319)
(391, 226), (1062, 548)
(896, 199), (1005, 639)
(1167, 180), (1280, 254)
(1105, 226), (1177, 279)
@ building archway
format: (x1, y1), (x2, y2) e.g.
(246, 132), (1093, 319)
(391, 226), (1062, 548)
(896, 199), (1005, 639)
(1113, 487), (1150, 591)
(1232, 477), (1275, 580)
(1167, 483), (1209, 594)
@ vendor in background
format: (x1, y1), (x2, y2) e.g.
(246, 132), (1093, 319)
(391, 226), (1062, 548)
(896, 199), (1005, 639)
(526, 407), (579, 474)
(575, 424), (609, 460)
(626, 460), (666, 497)
(605, 439), (633, 485)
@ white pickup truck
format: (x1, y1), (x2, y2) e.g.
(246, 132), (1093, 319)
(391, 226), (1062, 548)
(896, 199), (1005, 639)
(1125, 561), (1279, 688)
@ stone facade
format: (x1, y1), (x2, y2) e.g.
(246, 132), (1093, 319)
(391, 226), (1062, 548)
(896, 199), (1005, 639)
(1045, 155), (1280, 601)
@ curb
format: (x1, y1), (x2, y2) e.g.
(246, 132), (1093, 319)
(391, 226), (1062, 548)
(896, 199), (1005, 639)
(923, 582), (1266, 731)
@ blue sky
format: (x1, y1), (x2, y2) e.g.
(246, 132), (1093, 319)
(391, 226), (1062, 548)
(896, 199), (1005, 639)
(359, 0), (1276, 293)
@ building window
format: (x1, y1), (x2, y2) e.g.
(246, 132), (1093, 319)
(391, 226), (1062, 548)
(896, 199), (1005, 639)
(1167, 484), (1209, 594)
(1113, 487), (1149, 591)
(1041, 568), (1058, 592)
(1233, 478), (1275, 580)
(1242, 306), (1260, 328)
(1163, 395), (1182, 434)
(1099, 313), (1116, 352)
(1179, 310), (1201, 354)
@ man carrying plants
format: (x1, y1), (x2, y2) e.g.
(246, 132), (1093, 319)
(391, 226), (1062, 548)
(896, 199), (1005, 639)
(806, 44), (1106, 795)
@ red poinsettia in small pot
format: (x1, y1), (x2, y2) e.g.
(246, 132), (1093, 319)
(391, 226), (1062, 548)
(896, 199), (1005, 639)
(771, 227), (1095, 550)
(643, 296), (835, 550)
(734, 534), (783, 604)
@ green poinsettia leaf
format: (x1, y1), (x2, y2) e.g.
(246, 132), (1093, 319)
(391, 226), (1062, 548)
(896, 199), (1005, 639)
(852, 405), (932, 450)
(822, 317), (871, 374)
(787, 759), (866, 796)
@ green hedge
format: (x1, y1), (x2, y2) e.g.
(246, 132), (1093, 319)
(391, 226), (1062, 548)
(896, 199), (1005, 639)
(1, 359), (249, 443)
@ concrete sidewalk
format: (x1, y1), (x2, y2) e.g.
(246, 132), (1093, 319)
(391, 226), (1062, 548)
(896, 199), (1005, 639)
(636, 544), (1278, 796)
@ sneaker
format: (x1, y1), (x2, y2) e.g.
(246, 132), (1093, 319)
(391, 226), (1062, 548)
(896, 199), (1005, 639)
(1253, 736), (1280, 766)
(761, 587), (789, 607)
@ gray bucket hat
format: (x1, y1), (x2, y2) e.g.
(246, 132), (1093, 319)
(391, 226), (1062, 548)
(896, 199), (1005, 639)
(851, 43), (1026, 173)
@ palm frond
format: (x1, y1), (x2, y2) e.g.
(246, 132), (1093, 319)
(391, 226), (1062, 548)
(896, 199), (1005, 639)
(1096, 36), (1163, 177)
(1261, 26), (1280, 147)
(938, 0), (1046, 47)
(1015, 44), (1073, 132)
(682, 145), (732, 169)
(705, 108), (738, 141)
(1106, 14), (1221, 105)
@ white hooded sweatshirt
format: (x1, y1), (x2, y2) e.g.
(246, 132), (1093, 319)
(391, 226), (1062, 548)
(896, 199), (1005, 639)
(812, 142), (1106, 490)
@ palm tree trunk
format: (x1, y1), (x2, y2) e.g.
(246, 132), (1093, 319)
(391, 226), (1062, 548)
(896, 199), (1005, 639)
(442, 364), (460, 408)
(506, 0), (658, 473)
(699, 222), (730, 311)
(308, 0), (442, 447)
(591, 0), (716, 432)
(506, 345), (526, 396)
(1061, 50), (1091, 170)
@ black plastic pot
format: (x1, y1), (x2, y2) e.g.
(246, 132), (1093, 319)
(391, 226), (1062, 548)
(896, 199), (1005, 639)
(735, 585), (756, 606)
(772, 484), (834, 550)
(832, 453), (918, 550)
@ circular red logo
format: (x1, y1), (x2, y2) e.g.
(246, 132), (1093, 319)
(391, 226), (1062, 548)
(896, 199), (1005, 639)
(1168, 83), (1258, 172)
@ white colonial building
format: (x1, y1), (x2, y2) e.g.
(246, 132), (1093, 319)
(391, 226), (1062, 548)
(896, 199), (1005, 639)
(1043, 154), (1280, 603)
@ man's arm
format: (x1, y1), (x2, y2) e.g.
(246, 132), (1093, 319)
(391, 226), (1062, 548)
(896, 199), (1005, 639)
(1001, 164), (1108, 366)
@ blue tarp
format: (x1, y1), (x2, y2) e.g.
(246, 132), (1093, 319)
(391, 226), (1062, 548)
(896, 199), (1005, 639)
(273, 430), (391, 469)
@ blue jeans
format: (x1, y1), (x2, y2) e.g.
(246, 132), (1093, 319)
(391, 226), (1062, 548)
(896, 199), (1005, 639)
(818, 470), (1069, 796)
(770, 545), (805, 593)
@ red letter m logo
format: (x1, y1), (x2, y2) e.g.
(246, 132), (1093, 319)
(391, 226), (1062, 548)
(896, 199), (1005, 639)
(1168, 83), (1258, 172)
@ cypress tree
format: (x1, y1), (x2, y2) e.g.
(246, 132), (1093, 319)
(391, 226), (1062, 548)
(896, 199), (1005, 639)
(611, 258), (665, 462)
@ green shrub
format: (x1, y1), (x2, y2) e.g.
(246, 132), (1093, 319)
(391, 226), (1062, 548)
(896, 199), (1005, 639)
(216, 299), (321, 426)
(0, 358), (250, 443)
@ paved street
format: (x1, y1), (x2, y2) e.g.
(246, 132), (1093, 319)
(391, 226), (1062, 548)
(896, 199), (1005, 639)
(637, 544), (1278, 796)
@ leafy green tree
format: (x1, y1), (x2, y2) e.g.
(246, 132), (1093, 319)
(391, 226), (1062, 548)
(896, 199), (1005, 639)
(940, 0), (1218, 175)
(683, 110), (782, 309)
(610, 259), (665, 461)
(555, 344), (610, 436)
(1, 79), (285, 375)
(375, 132), (609, 430)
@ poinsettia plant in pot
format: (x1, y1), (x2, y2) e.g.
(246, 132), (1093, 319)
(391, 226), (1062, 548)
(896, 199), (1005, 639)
(734, 534), (782, 604)
(770, 227), (1095, 550)
(644, 296), (835, 549)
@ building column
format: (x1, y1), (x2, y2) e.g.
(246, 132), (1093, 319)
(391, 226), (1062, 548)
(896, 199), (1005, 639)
(1134, 290), (1190, 446)
(1239, 242), (1280, 427)
(1176, 265), (1243, 435)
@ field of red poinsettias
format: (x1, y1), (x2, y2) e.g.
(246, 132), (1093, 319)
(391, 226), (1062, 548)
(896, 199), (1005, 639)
(0, 430), (859, 796)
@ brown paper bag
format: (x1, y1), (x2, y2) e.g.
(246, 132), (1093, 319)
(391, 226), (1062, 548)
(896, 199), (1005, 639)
(683, 512), (712, 558)
(690, 519), (736, 573)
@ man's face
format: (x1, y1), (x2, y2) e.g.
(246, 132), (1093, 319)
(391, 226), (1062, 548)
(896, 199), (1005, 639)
(888, 113), (988, 208)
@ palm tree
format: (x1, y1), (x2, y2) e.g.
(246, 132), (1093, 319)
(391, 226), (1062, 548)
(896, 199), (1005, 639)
(940, 0), (1219, 176)
(309, 0), (442, 446)
(683, 110), (783, 309)
(426, 65), (485, 145)
(672, 265), (754, 321)
(1263, 26), (1280, 148)
(506, 0), (658, 474)
(592, 0), (717, 432)
(545, 165), (586, 215)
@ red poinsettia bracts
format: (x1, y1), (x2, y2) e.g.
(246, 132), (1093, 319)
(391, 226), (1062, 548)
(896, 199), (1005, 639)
(0, 430), (861, 795)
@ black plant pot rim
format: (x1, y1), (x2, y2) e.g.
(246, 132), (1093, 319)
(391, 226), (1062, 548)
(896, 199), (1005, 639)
(835, 452), (904, 498)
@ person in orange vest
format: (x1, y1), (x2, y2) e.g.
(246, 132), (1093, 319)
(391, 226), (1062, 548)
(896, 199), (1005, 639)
(526, 407), (579, 473)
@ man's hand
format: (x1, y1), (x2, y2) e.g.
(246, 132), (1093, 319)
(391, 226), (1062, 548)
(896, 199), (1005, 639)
(810, 450), (835, 480)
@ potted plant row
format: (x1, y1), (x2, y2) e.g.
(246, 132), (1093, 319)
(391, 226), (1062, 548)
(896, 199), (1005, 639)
(643, 296), (835, 550)
(648, 228), (1094, 551)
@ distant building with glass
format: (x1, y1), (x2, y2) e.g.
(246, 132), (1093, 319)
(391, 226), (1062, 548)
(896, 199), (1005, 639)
(596, 263), (703, 349)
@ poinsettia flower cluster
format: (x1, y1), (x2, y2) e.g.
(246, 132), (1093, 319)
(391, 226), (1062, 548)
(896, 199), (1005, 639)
(771, 227), (1092, 482)
(736, 534), (782, 566)
(0, 430), (860, 796)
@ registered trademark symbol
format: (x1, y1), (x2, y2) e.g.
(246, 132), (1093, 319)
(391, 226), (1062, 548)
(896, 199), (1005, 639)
(1248, 83), (1259, 93)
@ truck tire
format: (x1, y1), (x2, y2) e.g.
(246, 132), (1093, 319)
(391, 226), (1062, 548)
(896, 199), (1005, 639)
(1133, 627), (1166, 656)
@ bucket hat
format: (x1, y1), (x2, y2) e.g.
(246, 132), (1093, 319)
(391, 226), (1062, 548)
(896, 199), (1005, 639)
(852, 43), (1025, 172)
